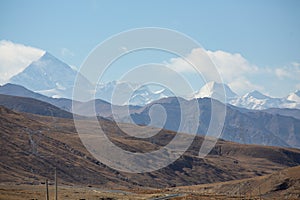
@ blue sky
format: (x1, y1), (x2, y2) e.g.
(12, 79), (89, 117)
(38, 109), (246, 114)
(0, 0), (300, 96)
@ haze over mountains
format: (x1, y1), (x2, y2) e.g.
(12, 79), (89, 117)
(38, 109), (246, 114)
(6, 51), (300, 109)
(1, 82), (300, 149)
(1, 52), (300, 149)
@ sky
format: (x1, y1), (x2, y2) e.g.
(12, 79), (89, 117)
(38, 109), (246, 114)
(0, 0), (300, 97)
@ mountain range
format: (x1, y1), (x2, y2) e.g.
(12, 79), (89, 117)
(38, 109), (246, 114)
(8, 52), (174, 106)
(1, 82), (300, 149)
(194, 81), (300, 110)
(1, 51), (300, 149)
(130, 97), (300, 148)
(7, 51), (300, 109)
(95, 80), (174, 106)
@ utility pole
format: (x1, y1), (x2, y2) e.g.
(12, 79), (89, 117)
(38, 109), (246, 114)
(55, 168), (58, 200)
(239, 183), (241, 199)
(45, 179), (49, 200)
(259, 186), (262, 200)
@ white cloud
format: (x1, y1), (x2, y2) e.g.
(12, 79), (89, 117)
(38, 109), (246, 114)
(166, 48), (260, 94)
(206, 50), (259, 82)
(166, 48), (300, 96)
(61, 47), (74, 57)
(228, 77), (263, 95)
(0, 40), (45, 85)
(166, 48), (223, 82)
(291, 62), (300, 67)
(275, 68), (292, 79)
(274, 66), (300, 80)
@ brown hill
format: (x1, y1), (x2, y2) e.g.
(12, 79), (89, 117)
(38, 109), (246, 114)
(1, 166), (299, 199)
(172, 165), (300, 199)
(0, 94), (74, 118)
(1, 105), (300, 189)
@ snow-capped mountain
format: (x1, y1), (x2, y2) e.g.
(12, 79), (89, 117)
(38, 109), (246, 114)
(7, 52), (174, 105)
(287, 90), (300, 103)
(96, 81), (137, 104)
(8, 52), (300, 109)
(194, 82), (300, 110)
(96, 81), (174, 106)
(129, 85), (174, 106)
(229, 90), (299, 110)
(9, 52), (92, 99)
(193, 81), (237, 103)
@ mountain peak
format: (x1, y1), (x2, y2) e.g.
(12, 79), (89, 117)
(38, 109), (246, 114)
(1, 83), (29, 92)
(194, 81), (237, 102)
(287, 90), (300, 103)
(40, 51), (50, 57)
(9, 52), (77, 92)
(96, 81), (175, 106)
(204, 81), (223, 89)
(246, 90), (268, 99)
(295, 90), (300, 96)
(39, 51), (56, 60)
(8, 52), (92, 99)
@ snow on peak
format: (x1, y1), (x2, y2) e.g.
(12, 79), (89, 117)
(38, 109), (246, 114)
(6, 50), (300, 109)
(96, 81), (175, 106)
(230, 89), (300, 110)
(287, 90), (300, 103)
(9, 52), (92, 99)
(245, 90), (268, 99)
(194, 81), (237, 102)
(193, 83), (300, 110)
